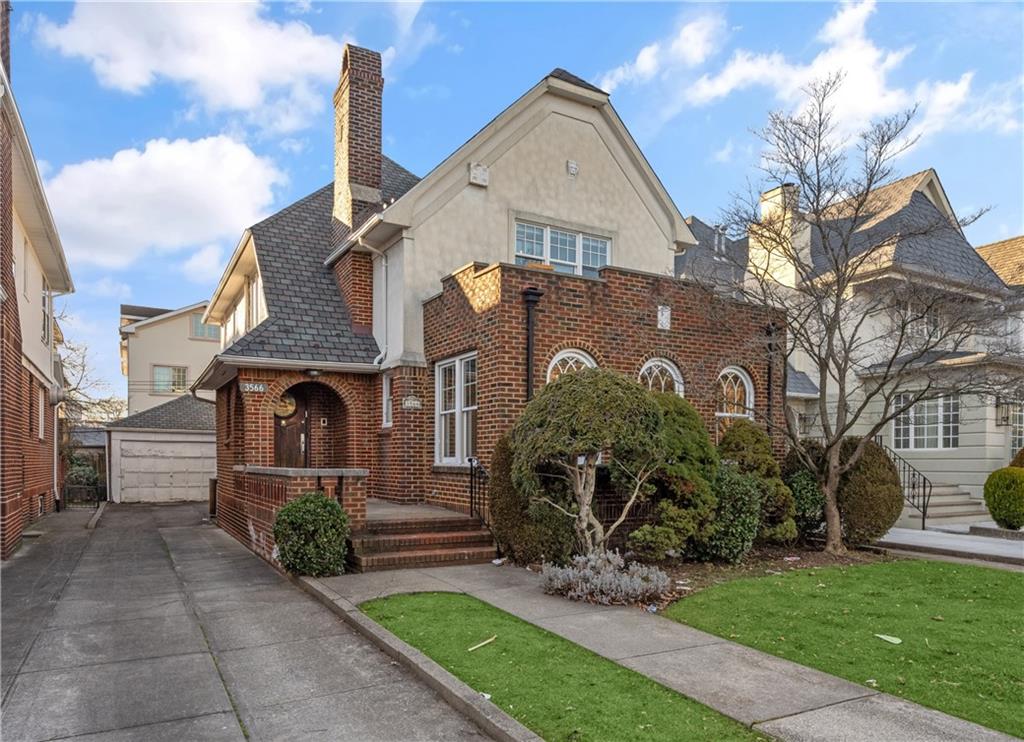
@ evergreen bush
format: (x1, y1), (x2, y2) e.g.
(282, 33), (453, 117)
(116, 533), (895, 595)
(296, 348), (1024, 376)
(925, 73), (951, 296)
(692, 465), (762, 563)
(836, 438), (902, 545)
(272, 492), (349, 576)
(984, 467), (1024, 530)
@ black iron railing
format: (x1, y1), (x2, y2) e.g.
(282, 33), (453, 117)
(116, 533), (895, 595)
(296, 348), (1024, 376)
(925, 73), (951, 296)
(872, 436), (932, 529)
(467, 457), (490, 525)
(63, 484), (106, 510)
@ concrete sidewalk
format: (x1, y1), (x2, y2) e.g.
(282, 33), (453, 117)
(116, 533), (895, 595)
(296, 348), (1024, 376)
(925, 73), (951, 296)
(879, 527), (1024, 566)
(1, 504), (488, 741)
(319, 563), (1014, 742)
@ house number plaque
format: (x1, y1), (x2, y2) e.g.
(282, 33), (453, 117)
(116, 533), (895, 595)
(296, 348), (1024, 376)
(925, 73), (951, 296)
(401, 396), (422, 410)
(241, 382), (267, 394)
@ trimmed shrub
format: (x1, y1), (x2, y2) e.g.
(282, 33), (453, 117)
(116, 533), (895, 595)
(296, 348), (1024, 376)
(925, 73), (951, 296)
(984, 467), (1024, 530)
(836, 438), (902, 545)
(781, 438), (826, 481)
(272, 492), (349, 576)
(66, 463), (99, 487)
(490, 434), (576, 565)
(627, 394), (719, 560)
(1011, 448), (1024, 469)
(692, 465), (762, 563)
(541, 550), (669, 605)
(718, 419), (796, 543)
(788, 469), (825, 539)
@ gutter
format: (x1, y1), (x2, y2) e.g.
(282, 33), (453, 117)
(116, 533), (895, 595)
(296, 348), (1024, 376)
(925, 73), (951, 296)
(324, 213), (384, 267)
(194, 353), (380, 391)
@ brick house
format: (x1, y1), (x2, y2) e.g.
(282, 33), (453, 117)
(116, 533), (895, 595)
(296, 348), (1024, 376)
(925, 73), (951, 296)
(195, 45), (786, 569)
(0, 2), (75, 558)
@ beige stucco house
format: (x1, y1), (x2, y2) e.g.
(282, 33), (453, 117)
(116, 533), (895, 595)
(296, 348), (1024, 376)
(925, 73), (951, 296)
(119, 302), (219, 414)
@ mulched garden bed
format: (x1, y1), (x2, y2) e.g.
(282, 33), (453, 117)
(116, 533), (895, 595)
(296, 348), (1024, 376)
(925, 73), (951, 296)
(657, 544), (893, 600)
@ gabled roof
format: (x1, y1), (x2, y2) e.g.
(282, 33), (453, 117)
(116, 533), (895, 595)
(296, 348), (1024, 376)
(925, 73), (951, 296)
(107, 394), (215, 432)
(547, 68), (606, 95)
(120, 301), (208, 334)
(120, 304), (171, 320)
(977, 235), (1024, 288)
(786, 364), (819, 398)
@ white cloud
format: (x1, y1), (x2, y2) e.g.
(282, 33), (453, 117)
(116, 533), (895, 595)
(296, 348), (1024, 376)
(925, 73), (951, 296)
(46, 136), (286, 269)
(381, 1), (441, 74)
(37, 3), (346, 134)
(181, 244), (225, 283)
(279, 137), (309, 155)
(599, 14), (725, 93)
(82, 276), (132, 300)
(711, 139), (734, 164)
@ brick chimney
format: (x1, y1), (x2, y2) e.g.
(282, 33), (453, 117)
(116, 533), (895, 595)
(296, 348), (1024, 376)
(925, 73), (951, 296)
(333, 45), (383, 229)
(1, 2), (12, 80)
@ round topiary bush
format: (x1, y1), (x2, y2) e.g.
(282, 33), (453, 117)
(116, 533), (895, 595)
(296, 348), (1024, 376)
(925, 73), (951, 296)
(272, 492), (349, 576)
(836, 438), (902, 545)
(718, 419), (796, 543)
(692, 465), (762, 564)
(984, 467), (1024, 530)
(490, 433), (576, 565)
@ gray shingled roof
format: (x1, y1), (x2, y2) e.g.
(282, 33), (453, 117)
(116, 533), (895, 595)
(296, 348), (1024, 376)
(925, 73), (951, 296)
(548, 68), (607, 95)
(676, 216), (746, 287)
(120, 304), (171, 319)
(786, 364), (819, 397)
(222, 156), (420, 365)
(108, 395), (215, 431)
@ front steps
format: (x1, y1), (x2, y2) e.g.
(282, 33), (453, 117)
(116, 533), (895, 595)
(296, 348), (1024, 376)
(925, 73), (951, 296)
(896, 483), (991, 529)
(348, 515), (496, 572)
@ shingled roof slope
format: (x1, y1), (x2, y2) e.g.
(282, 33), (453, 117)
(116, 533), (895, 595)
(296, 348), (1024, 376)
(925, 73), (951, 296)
(977, 234), (1024, 289)
(120, 304), (171, 319)
(548, 68), (607, 95)
(222, 156), (419, 365)
(108, 395), (215, 431)
(786, 364), (819, 397)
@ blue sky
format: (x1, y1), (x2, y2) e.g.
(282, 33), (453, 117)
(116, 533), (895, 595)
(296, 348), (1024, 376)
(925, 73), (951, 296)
(12, 1), (1024, 397)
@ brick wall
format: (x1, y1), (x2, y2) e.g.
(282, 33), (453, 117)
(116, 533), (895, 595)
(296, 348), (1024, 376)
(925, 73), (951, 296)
(332, 249), (373, 333)
(333, 45), (382, 228)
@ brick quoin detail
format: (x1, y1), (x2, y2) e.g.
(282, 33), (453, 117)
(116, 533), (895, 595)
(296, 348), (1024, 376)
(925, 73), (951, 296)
(333, 249), (373, 333)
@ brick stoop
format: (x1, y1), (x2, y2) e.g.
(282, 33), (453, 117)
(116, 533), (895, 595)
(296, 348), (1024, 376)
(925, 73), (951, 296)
(348, 517), (497, 572)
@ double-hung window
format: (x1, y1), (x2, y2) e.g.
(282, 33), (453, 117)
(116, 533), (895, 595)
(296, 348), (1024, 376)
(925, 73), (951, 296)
(435, 353), (477, 465)
(514, 221), (609, 277)
(153, 365), (188, 394)
(892, 393), (959, 450)
(382, 374), (393, 427)
(37, 386), (46, 440)
(1010, 403), (1024, 455)
(190, 313), (219, 340)
(41, 279), (50, 345)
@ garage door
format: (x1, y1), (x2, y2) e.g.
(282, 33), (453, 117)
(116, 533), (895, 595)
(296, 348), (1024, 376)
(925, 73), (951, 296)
(118, 438), (216, 502)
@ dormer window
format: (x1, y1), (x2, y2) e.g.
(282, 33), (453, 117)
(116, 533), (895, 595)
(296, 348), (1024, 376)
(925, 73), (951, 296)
(515, 221), (610, 278)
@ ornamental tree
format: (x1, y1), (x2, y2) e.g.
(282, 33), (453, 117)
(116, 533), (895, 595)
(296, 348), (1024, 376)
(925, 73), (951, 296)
(510, 368), (668, 553)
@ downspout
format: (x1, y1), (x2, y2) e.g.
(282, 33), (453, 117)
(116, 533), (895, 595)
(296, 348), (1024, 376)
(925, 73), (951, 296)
(360, 239), (389, 367)
(766, 323), (778, 428)
(522, 287), (544, 400)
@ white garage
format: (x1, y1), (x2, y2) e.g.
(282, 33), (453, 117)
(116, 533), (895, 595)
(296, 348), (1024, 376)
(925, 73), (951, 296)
(106, 395), (216, 503)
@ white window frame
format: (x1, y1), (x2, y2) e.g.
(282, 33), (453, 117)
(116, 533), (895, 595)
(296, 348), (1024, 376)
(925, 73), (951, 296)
(1010, 402), (1024, 455)
(546, 349), (597, 383)
(190, 313), (219, 341)
(37, 386), (46, 440)
(41, 279), (51, 345)
(514, 221), (610, 278)
(382, 373), (393, 428)
(638, 358), (684, 396)
(153, 365), (188, 394)
(715, 366), (755, 424)
(892, 393), (960, 450)
(434, 352), (478, 465)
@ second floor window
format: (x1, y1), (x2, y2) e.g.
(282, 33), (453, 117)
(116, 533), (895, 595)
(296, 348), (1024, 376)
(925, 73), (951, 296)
(893, 393), (959, 450)
(515, 222), (610, 277)
(154, 365), (188, 393)
(190, 314), (219, 340)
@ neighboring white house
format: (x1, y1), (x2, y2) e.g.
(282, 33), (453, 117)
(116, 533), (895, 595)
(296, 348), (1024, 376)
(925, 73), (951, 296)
(119, 302), (219, 414)
(106, 394), (215, 503)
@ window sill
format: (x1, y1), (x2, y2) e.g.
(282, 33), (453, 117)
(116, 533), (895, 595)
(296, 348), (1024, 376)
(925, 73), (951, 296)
(432, 464), (471, 474)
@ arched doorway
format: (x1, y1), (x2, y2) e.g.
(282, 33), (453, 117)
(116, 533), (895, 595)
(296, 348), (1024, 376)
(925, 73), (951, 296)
(273, 382), (346, 468)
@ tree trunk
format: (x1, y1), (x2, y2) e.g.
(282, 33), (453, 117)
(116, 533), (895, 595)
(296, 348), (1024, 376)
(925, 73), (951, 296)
(822, 457), (846, 555)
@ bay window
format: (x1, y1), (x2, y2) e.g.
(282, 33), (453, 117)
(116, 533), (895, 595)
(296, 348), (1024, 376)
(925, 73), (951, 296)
(893, 393), (959, 450)
(515, 221), (609, 277)
(435, 352), (478, 464)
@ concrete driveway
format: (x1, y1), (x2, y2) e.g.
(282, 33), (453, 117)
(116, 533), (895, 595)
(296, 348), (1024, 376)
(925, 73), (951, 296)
(1, 503), (487, 741)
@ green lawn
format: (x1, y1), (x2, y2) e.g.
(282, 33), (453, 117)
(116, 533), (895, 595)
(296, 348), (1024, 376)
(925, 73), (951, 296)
(665, 559), (1024, 738)
(362, 592), (764, 742)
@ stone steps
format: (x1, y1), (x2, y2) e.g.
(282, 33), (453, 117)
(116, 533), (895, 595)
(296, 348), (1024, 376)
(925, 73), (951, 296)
(347, 512), (497, 572)
(896, 484), (990, 529)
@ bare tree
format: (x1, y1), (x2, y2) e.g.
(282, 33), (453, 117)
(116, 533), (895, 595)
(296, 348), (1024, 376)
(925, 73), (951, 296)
(57, 308), (126, 427)
(719, 74), (1022, 554)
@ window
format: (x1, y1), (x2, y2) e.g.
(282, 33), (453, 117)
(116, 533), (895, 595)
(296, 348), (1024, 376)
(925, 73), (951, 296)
(435, 353), (477, 464)
(515, 221), (609, 277)
(639, 358), (684, 396)
(546, 349), (597, 383)
(38, 386), (46, 440)
(716, 366), (754, 436)
(382, 373), (393, 427)
(1011, 403), (1024, 455)
(892, 393), (959, 450)
(153, 365), (188, 393)
(41, 280), (50, 345)
(190, 313), (219, 340)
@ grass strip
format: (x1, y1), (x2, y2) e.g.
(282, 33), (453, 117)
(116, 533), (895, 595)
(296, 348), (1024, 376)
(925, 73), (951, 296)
(665, 559), (1023, 738)
(362, 592), (765, 742)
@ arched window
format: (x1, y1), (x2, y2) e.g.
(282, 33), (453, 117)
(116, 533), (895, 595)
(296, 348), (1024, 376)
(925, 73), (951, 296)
(638, 358), (684, 396)
(716, 366), (754, 434)
(546, 349), (597, 383)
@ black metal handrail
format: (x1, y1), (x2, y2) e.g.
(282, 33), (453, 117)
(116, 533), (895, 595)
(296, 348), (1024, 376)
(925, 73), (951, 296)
(872, 436), (932, 529)
(467, 457), (490, 525)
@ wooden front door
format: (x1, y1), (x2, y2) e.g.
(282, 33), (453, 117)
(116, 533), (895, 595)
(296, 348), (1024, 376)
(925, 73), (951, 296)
(274, 390), (309, 468)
